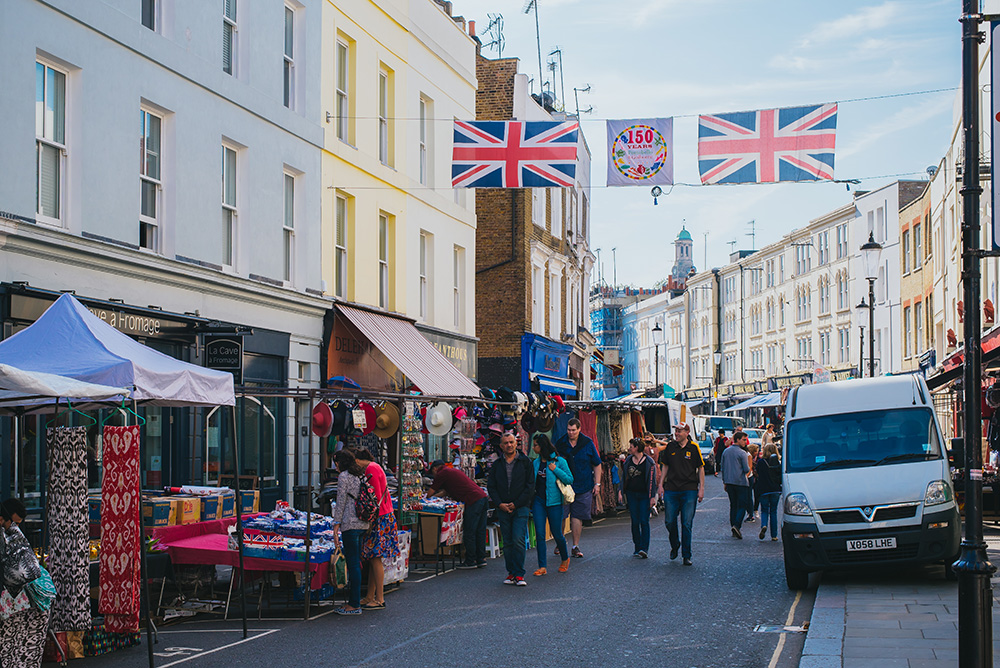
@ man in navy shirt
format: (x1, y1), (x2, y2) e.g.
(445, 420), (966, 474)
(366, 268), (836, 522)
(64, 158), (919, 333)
(555, 417), (602, 558)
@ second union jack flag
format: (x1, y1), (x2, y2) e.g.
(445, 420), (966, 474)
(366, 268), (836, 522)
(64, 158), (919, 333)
(452, 120), (579, 188)
(697, 103), (837, 185)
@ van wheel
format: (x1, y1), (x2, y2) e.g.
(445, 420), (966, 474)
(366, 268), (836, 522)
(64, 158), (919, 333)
(784, 555), (810, 590)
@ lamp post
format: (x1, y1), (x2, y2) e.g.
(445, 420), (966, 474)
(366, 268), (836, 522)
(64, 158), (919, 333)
(856, 299), (869, 378)
(713, 349), (722, 413)
(652, 321), (664, 388)
(859, 232), (883, 378)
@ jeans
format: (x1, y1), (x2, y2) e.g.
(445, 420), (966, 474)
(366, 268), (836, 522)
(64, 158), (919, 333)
(532, 496), (567, 569)
(759, 492), (780, 538)
(625, 490), (651, 553)
(725, 484), (749, 529)
(663, 489), (698, 559)
(497, 506), (529, 577)
(462, 497), (489, 566)
(340, 529), (364, 608)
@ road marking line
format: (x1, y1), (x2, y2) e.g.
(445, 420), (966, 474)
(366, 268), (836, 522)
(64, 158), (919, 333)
(766, 590), (802, 668)
(154, 629), (278, 634)
(156, 629), (280, 668)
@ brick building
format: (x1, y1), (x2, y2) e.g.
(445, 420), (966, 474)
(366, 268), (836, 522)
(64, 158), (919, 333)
(474, 52), (595, 395)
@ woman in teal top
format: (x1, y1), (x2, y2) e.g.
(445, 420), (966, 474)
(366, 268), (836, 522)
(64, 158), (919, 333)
(531, 434), (573, 576)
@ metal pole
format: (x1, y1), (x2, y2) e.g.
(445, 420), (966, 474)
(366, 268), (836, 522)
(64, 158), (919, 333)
(868, 279), (876, 378)
(654, 343), (659, 387)
(531, 0), (543, 97)
(955, 2), (995, 665)
(859, 327), (864, 379)
(304, 393), (313, 621)
(136, 400), (155, 668)
(231, 403), (248, 639)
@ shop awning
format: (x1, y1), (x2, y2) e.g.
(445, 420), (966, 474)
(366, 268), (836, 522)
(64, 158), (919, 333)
(724, 395), (760, 413)
(533, 373), (578, 396)
(336, 305), (481, 398)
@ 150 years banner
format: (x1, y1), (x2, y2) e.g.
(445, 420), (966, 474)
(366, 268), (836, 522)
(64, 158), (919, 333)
(606, 118), (673, 186)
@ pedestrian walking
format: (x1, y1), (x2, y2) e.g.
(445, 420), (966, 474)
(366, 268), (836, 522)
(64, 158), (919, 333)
(755, 443), (782, 541)
(762, 423), (776, 448)
(529, 434), (573, 575)
(746, 443), (760, 523)
(712, 429), (729, 477)
(427, 460), (489, 569)
(353, 449), (399, 610)
(487, 432), (535, 586)
(623, 438), (657, 558)
(656, 423), (705, 565)
(331, 450), (369, 615)
(721, 431), (751, 539)
(554, 417), (602, 558)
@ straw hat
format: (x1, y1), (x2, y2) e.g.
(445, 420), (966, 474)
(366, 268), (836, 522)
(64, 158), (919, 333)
(373, 402), (400, 439)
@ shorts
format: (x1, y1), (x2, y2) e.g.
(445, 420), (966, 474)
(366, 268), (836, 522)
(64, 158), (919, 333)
(569, 491), (593, 521)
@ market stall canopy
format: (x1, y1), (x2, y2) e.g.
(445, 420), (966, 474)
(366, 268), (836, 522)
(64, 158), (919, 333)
(336, 305), (481, 397)
(0, 293), (234, 407)
(0, 363), (131, 407)
(724, 391), (783, 412)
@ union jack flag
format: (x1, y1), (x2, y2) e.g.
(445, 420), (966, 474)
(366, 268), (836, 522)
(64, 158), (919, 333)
(452, 120), (579, 188)
(697, 104), (837, 185)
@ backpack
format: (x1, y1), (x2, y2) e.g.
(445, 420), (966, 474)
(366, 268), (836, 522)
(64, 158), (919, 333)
(353, 473), (381, 523)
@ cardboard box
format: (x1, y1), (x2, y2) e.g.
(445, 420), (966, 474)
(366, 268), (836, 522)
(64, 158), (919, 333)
(142, 498), (172, 527)
(88, 498), (101, 524)
(177, 497), (201, 525)
(220, 492), (236, 518)
(200, 495), (221, 521)
(239, 490), (260, 515)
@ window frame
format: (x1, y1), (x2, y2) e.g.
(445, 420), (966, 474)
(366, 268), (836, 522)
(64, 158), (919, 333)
(35, 59), (67, 226)
(418, 97), (428, 185)
(378, 213), (390, 309)
(334, 194), (348, 298)
(141, 0), (157, 31)
(335, 39), (351, 142)
(221, 143), (238, 268)
(378, 66), (391, 166)
(139, 107), (163, 252)
(283, 171), (295, 284)
(453, 245), (464, 329)
(283, 4), (295, 109)
(223, 0), (238, 76)
(418, 231), (429, 320)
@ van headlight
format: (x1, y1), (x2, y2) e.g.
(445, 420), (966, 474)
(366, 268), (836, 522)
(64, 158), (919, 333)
(784, 493), (812, 516)
(924, 480), (953, 506)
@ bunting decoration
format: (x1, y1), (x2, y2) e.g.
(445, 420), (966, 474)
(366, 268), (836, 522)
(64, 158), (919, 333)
(606, 118), (673, 186)
(697, 103), (838, 184)
(451, 120), (579, 188)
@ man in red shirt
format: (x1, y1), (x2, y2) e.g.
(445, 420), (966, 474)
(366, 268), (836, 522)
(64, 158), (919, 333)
(428, 460), (489, 569)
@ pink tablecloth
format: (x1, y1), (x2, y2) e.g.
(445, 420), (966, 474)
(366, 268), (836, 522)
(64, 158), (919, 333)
(161, 525), (328, 590)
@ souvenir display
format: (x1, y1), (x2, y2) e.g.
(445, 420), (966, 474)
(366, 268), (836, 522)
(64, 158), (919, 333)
(398, 402), (426, 526)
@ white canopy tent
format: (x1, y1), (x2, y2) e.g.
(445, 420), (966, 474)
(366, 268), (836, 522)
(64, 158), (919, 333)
(0, 293), (234, 407)
(0, 363), (130, 408)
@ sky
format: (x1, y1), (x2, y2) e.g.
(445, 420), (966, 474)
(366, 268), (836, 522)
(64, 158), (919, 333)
(452, 0), (961, 287)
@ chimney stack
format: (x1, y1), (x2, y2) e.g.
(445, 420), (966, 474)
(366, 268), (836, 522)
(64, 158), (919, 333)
(468, 20), (476, 37)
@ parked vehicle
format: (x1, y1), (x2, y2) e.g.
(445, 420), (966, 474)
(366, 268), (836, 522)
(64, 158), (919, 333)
(743, 428), (764, 448)
(691, 415), (746, 474)
(780, 376), (960, 590)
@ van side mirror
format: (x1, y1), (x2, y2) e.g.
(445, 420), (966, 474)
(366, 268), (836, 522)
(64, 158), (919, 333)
(949, 437), (964, 468)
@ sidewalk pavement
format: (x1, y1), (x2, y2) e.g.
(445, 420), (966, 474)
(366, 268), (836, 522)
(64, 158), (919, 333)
(799, 533), (1000, 667)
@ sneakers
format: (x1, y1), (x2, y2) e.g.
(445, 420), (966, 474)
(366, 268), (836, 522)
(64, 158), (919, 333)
(558, 559), (570, 573)
(731, 526), (743, 539)
(669, 546), (679, 560)
(771, 537), (779, 542)
(476, 561), (488, 568)
(571, 546), (584, 558)
(746, 514), (756, 523)
(683, 558), (692, 566)
(334, 607), (361, 616)
(457, 563), (479, 570)
(759, 526), (767, 540)
(514, 576), (527, 586)
(533, 568), (547, 576)
(637, 550), (648, 559)
(503, 574), (516, 585)
(632, 552), (642, 559)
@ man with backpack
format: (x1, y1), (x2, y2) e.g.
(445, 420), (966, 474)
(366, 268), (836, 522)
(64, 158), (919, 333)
(487, 432), (535, 586)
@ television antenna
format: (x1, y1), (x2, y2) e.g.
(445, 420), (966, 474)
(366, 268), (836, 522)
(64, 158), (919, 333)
(726, 239), (737, 254)
(484, 14), (505, 58)
(746, 219), (756, 251)
(573, 84), (592, 116)
(523, 1), (545, 103)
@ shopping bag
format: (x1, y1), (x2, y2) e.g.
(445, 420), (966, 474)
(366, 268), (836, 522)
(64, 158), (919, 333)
(43, 631), (69, 663)
(329, 550), (348, 590)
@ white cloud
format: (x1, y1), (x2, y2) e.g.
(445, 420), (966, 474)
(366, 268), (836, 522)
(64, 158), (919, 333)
(799, 2), (903, 48)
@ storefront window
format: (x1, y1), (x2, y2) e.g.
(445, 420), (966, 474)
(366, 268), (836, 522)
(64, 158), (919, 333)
(238, 396), (278, 488)
(205, 406), (224, 485)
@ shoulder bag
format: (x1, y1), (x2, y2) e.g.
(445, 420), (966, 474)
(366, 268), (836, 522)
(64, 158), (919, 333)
(554, 460), (576, 504)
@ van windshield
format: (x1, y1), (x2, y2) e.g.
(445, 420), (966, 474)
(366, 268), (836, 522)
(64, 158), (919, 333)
(786, 408), (941, 473)
(708, 417), (740, 430)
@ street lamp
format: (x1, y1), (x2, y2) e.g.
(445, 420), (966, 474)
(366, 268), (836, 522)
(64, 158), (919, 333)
(855, 298), (869, 378)
(859, 231), (883, 378)
(713, 349), (722, 413)
(652, 321), (664, 387)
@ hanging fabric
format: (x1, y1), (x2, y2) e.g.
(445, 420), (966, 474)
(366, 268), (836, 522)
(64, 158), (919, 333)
(46, 426), (92, 632)
(596, 411), (614, 454)
(576, 410), (597, 444)
(99, 426), (141, 633)
(631, 411), (645, 438)
(608, 412), (623, 453)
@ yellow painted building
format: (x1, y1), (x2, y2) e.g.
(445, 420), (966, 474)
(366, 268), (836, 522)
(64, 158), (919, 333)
(321, 0), (477, 346)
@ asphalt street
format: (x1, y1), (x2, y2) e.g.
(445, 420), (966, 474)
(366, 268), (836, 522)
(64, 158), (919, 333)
(80, 476), (813, 668)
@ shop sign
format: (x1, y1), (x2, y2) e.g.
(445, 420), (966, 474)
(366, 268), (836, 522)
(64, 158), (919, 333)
(918, 349), (936, 371)
(769, 373), (811, 390)
(543, 355), (561, 372)
(9, 294), (194, 338)
(830, 368), (856, 382)
(417, 327), (478, 381)
(204, 336), (243, 384)
(685, 386), (711, 399)
(728, 382), (758, 396)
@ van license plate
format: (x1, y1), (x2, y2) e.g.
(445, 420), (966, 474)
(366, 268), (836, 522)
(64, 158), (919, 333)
(846, 537), (896, 552)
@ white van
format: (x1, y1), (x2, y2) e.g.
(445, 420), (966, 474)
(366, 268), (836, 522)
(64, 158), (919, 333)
(781, 375), (960, 589)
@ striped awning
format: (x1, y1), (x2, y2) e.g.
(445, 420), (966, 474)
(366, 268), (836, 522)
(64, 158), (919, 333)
(336, 305), (481, 398)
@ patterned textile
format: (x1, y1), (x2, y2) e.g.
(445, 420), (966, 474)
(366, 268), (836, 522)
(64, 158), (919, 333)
(23, 566), (56, 612)
(2, 524), (40, 596)
(82, 623), (141, 656)
(361, 512), (400, 561)
(0, 588), (31, 620)
(0, 606), (50, 668)
(608, 413), (623, 453)
(47, 426), (91, 632)
(596, 412), (614, 455)
(99, 426), (142, 633)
